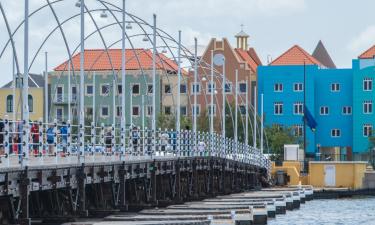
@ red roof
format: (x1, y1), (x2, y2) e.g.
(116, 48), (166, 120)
(270, 45), (322, 66)
(234, 48), (260, 72)
(358, 45), (375, 59)
(54, 49), (179, 72)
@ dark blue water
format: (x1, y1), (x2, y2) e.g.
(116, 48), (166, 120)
(269, 197), (375, 225)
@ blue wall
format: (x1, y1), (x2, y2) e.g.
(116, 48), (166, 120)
(258, 65), (353, 155)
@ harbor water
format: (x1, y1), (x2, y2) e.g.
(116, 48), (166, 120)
(269, 197), (375, 225)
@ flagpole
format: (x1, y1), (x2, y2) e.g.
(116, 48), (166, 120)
(303, 60), (306, 156)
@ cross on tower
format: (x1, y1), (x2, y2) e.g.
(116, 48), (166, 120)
(240, 24), (244, 31)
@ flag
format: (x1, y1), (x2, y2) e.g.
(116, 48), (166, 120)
(303, 106), (317, 131)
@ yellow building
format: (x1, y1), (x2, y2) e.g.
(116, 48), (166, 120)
(0, 74), (45, 122)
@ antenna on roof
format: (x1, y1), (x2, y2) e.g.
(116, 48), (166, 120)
(267, 55), (272, 65)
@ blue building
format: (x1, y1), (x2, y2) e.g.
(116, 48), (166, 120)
(352, 45), (375, 159)
(258, 43), (353, 160)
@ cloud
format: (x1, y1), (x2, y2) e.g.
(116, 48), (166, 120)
(255, 0), (307, 15)
(347, 25), (375, 54)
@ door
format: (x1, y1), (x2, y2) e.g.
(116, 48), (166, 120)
(324, 165), (336, 187)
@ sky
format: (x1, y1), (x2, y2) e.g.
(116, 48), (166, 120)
(1, 0), (375, 86)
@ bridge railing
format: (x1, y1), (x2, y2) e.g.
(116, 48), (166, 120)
(0, 118), (270, 170)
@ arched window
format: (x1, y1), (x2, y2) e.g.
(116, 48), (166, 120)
(28, 95), (33, 112)
(6, 95), (13, 113)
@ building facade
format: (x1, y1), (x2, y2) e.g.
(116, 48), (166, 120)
(0, 74), (45, 122)
(258, 43), (353, 159)
(50, 49), (179, 128)
(188, 30), (262, 133)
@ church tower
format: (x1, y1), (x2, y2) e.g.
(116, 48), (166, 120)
(235, 25), (249, 51)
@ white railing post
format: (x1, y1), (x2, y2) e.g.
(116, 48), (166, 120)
(4, 116), (10, 167)
(53, 119), (57, 164)
(100, 123), (105, 155)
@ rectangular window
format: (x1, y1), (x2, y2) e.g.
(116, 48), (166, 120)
(147, 106), (153, 116)
(132, 106), (140, 116)
(101, 84), (110, 96)
(320, 106), (329, 115)
(85, 107), (93, 117)
(191, 83), (200, 94)
(116, 106), (122, 117)
(331, 83), (340, 92)
(274, 83), (283, 92)
(180, 84), (187, 94)
(207, 82), (216, 94)
(239, 105), (246, 115)
(331, 129), (341, 137)
(342, 106), (352, 115)
(294, 125), (303, 137)
(274, 102), (283, 115)
(208, 104), (216, 116)
(117, 84), (122, 95)
(132, 84), (140, 95)
(364, 101), (373, 114)
(101, 106), (109, 117)
(86, 84), (93, 95)
(164, 106), (171, 115)
(225, 83), (232, 93)
(164, 84), (171, 94)
(364, 124), (373, 137)
(293, 83), (303, 92)
(239, 83), (247, 93)
(363, 78), (373, 91)
(56, 108), (63, 121)
(293, 102), (303, 115)
(147, 84), (153, 94)
(180, 106), (187, 116)
(192, 105), (200, 116)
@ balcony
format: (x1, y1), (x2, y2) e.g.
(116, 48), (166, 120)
(53, 94), (78, 104)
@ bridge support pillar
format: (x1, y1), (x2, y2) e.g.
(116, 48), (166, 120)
(174, 160), (181, 203)
(18, 167), (30, 225)
(151, 161), (157, 205)
(77, 164), (87, 216)
(119, 162), (127, 210)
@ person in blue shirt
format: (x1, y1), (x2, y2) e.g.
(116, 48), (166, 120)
(60, 122), (68, 154)
(46, 125), (55, 155)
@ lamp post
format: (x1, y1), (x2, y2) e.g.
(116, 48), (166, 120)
(245, 78), (249, 146)
(261, 93), (264, 154)
(22, 0), (30, 168)
(44, 51), (48, 124)
(121, 0), (126, 159)
(222, 58), (226, 154)
(152, 14), (156, 134)
(193, 38), (198, 135)
(235, 69), (238, 145)
(78, 0), (85, 164)
(210, 50), (214, 136)
(176, 30), (181, 133)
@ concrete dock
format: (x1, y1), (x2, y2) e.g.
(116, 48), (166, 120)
(60, 186), (313, 225)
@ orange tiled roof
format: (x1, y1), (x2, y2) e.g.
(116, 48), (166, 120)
(270, 45), (322, 66)
(54, 49), (178, 72)
(234, 48), (259, 72)
(358, 45), (375, 59)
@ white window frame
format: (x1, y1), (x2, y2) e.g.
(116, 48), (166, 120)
(363, 78), (373, 91)
(147, 83), (153, 95)
(100, 105), (109, 118)
(146, 105), (153, 117)
(192, 104), (201, 116)
(293, 83), (303, 92)
(208, 104), (216, 116)
(131, 83), (140, 95)
(331, 83), (340, 92)
(293, 102), (303, 115)
(363, 124), (373, 137)
(294, 125), (303, 137)
(363, 101), (373, 114)
(180, 106), (187, 116)
(117, 84), (123, 95)
(180, 84), (187, 94)
(274, 102), (283, 115)
(331, 129), (341, 137)
(224, 82), (232, 93)
(56, 107), (64, 121)
(320, 106), (329, 115)
(239, 82), (247, 93)
(85, 84), (94, 96)
(191, 82), (201, 94)
(164, 84), (172, 95)
(116, 105), (122, 117)
(206, 82), (216, 94)
(342, 106), (352, 115)
(274, 83), (283, 92)
(100, 83), (110, 96)
(132, 105), (140, 116)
